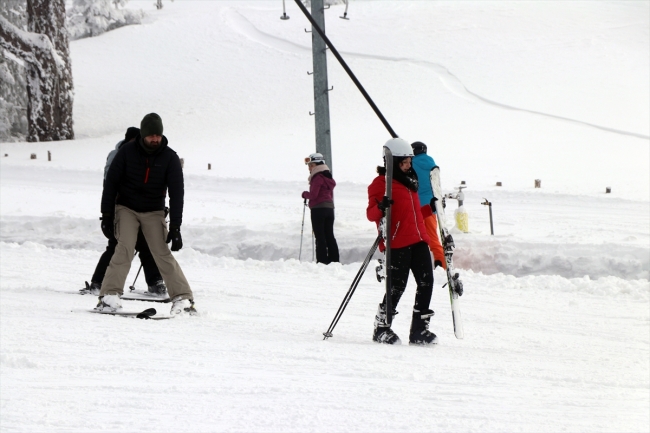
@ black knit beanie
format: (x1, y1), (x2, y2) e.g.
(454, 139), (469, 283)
(140, 113), (163, 138)
(411, 141), (427, 155)
(124, 127), (140, 142)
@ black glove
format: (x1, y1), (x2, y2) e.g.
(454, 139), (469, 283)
(100, 213), (114, 239)
(430, 196), (438, 211)
(166, 225), (183, 251)
(377, 196), (393, 213)
(430, 196), (446, 211)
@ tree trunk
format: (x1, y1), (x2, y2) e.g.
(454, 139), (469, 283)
(0, 0), (73, 142)
(27, 0), (74, 141)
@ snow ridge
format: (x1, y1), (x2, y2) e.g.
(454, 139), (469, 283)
(224, 7), (650, 140)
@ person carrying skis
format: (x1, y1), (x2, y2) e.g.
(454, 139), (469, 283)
(301, 153), (340, 264)
(410, 141), (446, 269)
(80, 127), (167, 297)
(366, 138), (437, 345)
(96, 113), (196, 316)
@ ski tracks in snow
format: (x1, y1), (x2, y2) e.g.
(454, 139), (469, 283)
(222, 7), (649, 141)
(1, 240), (649, 432)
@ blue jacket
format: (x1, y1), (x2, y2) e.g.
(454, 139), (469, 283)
(411, 153), (437, 207)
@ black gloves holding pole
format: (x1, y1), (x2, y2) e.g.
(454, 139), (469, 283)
(102, 213), (183, 251)
(430, 196), (446, 211)
(377, 196), (393, 213)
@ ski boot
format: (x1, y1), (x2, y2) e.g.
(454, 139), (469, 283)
(409, 309), (438, 346)
(80, 281), (101, 296)
(147, 280), (168, 296)
(94, 294), (122, 312)
(170, 297), (199, 316)
(372, 303), (401, 345)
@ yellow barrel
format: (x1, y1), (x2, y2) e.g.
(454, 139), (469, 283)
(455, 207), (469, 233)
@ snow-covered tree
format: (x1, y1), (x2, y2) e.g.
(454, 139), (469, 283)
(0, 0), (28, 142)
(0, 53), (28, 142)
(0, 0), (74, 141)
(66, 0), (143, 40)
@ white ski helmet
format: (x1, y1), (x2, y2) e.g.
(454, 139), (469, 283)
(384, 138), (413, 157)
(304, 152), (325, 164)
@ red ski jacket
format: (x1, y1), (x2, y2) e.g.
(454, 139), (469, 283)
(367, 174), (431, 252)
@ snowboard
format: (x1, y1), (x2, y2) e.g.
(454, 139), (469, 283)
(430, 166), (464, 339)
(89, 307), (172, 320)
(121, 291), (171, 303)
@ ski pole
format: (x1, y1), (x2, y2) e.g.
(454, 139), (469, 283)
(129, 253), (142, 291)
(280, 0), (290, 20)
(299, 199), (307, 261)
(293, 0), (397, 138)
(323, 235), (381, 340)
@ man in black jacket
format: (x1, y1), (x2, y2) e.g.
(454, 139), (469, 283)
(81, 126), (165, 297)
(97, 113), (196, 315)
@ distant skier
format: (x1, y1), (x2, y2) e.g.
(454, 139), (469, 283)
(97, 113), (196, 316)
(301, 153), (340, 264)
(410, 141), (446, 269)
(80, 127), (166, 296)
(367, 138), (437, 345)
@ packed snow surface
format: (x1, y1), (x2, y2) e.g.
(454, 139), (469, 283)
(1, 1), (649, 432)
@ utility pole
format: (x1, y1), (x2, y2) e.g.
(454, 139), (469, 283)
(310, 0), (333, 172)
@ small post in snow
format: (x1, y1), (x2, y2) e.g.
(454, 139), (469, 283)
(208, 163), (211, 170)
(481, 198), (494, 235)
(48, 151), (51, 161)
(535, 179), (541, 188)
(30, 153), (36, 160)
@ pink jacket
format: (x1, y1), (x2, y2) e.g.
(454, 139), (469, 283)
(302, 166), (336, 208)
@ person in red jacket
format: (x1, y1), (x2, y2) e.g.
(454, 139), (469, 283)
(302, 153), (340, 264)
(367, 138), (437, 345)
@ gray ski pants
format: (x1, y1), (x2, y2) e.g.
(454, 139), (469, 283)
(100, 205), (193, 300)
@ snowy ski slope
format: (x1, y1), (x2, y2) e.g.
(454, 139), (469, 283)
(1, 1), (648, 432)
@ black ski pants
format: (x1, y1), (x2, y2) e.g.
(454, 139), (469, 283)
(310, 207), (340, 264)
(381, 241), (433, 313)
(91, 228), (161, 286)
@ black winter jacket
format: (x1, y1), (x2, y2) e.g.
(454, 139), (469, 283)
(101, 136), (184, 227)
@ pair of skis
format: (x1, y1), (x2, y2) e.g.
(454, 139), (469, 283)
(431, 167), (464, 339)
(90, 307), (169, 320)
(88, 289), (173, 320)
(324, 147), (464, 340)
